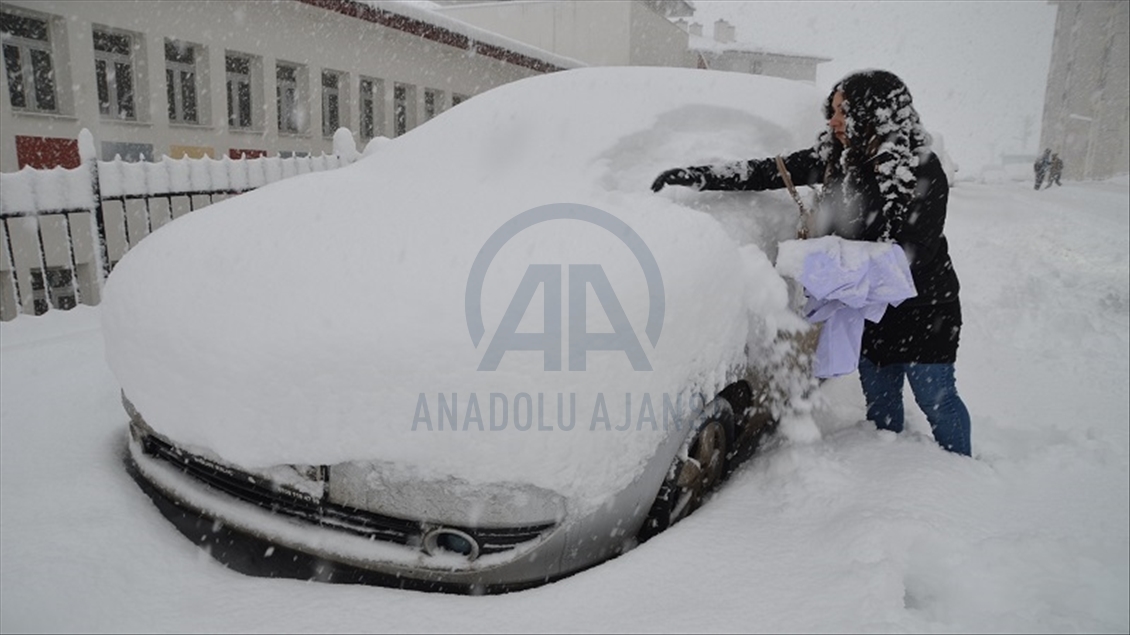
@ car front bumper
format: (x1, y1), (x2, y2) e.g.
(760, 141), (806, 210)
(125, 433), (576, 594)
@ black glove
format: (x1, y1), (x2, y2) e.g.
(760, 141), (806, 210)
(651, 167), (705, 192)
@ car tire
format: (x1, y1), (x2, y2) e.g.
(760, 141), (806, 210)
(722, 379), (778, 471)
(637, 401), (735, 543)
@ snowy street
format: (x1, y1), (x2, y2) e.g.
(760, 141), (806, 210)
(2, 177), (1127, 633)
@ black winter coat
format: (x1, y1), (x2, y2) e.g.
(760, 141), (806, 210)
(689, 148), (962, 365)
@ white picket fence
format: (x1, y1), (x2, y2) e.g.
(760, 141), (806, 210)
(0, 129), (362, 321)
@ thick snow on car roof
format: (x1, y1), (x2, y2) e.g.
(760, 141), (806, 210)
(101, 67), (821, 510)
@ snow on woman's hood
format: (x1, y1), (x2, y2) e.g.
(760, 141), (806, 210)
(101, 67), (821, 506)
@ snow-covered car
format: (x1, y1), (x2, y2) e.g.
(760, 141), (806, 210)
(105, 67), (822, 593)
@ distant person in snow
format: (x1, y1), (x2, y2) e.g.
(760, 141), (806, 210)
(1048, 153), (1064, 187)
(1034, 148), (1052, 190)
(650, 69), (972, 456)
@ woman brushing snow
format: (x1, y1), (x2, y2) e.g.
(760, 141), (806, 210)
(651, 69), (971, 456)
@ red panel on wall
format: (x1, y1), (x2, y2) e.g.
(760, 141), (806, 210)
(229, 148), (267, 159)
(15, 136), (81, 169)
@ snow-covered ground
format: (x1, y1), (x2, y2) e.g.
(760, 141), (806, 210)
(2, 175), (1126, 632)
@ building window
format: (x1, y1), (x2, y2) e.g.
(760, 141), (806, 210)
(93, 28), (136, 120)
(359, 77), (384, 139)
(165, 40), (198, 124)
(393, 83), (415, 137)
(394, 85), (406, 136)
(2, 11), (58, 113)
(452, 93), (468, 107)
(423, 88), (442, 121)
(226, 53), (252, 129)
(277, 62), (302, 134)
(322, 70), (343, 137)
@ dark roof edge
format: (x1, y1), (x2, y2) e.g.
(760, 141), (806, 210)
(694, 46), (832, 64)
(297, 0), (575, 73)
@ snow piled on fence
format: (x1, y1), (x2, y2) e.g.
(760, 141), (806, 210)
(0, 131), (360, 210)
(96, 152), (353, 198)
(0, 163), (95, 214)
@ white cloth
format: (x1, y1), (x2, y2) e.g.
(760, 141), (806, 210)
(777, 237), (918, 379)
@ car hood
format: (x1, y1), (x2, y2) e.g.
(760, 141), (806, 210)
(101, 67), (817, 511)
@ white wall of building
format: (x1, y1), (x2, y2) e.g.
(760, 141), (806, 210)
(0, 0), (567, 172)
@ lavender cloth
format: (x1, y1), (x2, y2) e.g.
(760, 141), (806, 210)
(789, 238), (918, 378)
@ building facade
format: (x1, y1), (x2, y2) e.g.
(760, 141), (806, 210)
(433, 1), (827, 83)
(433, 0), (696, 68)
(690, 41), (829, 84)
(1039, 0), (1129, 180)
(0, 0), (578, 172)
(677, 18), (827, 83)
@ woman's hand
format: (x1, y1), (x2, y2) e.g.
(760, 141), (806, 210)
(651, 168), (705, 192)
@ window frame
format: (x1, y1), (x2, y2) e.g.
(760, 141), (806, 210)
(423, 87), (443, 122)
(2, 9), (59, 114)
(276, 61), (303, 134)
(393, 82), (415, 137)
(321, 69), (346, 138)
(359, 76), (385, 140)
(165, 39), (200, 125)
(225, 52), (254, 130)
(92, 26), (137, 121)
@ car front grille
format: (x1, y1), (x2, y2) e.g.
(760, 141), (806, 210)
(138, 431), (554, 556)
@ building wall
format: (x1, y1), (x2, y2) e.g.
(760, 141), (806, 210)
(625, 1), (694, 67)
(437, 1), (631, 66)
(702, 51), (820, 83)
(436, 0), (692, 68)
(1039, 0), (1130, 180)
(0, 0), (556, 172)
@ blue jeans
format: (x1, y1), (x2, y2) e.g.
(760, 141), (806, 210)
(858, 358), (971, 456)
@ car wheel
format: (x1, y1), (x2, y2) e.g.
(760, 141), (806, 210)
(637, 406), (734, 543)
(671, 418), (730, 520)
